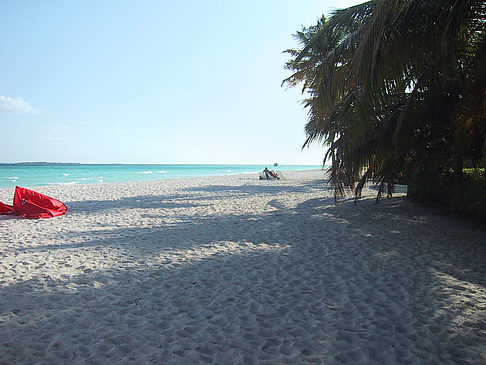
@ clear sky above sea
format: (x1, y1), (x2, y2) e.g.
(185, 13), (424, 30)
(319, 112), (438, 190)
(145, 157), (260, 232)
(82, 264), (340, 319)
(0, 0), (362, 164)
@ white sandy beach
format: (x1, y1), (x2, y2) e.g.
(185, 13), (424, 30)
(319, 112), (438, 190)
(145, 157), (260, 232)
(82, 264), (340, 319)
(0, 169), (485, 364)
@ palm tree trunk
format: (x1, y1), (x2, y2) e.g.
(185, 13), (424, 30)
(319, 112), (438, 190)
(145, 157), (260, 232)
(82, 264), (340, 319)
(453, 147), (464, 186)
(451, 145), (464, 215)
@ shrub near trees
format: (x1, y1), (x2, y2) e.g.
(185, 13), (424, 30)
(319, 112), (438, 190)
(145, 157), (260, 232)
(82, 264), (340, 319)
(284, 0), (486, 221)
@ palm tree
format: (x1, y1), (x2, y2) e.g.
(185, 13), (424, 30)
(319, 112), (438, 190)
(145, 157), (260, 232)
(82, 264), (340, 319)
(284, 0), (486, 203)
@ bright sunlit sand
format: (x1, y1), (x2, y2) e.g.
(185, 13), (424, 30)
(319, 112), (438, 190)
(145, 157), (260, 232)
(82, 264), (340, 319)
(0, 170), (485, 364)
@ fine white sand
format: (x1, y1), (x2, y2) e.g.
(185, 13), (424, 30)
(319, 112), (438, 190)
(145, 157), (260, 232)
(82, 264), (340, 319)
(0, 169), (485, 364)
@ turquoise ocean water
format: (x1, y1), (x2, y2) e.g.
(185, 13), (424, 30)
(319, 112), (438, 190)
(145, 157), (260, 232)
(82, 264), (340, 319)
(0, 164), (322, 189)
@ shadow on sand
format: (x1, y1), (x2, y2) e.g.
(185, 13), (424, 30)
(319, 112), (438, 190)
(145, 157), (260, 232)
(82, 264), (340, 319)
(1, 182), (485, 363)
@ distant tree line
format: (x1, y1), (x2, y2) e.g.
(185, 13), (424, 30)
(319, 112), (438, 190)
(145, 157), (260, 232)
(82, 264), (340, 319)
(284, 0), (486, 221)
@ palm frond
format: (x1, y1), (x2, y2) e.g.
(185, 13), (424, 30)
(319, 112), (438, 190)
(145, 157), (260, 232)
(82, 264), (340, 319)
(284, 0), (486, 201)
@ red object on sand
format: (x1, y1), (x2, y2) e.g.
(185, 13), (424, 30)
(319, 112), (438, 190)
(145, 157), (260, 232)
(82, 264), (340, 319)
(0, 186), (67, 219)
(0, 201), (14, 215)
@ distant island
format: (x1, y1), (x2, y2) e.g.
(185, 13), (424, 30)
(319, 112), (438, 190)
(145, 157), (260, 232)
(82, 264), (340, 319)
(0, 162), (82, 166)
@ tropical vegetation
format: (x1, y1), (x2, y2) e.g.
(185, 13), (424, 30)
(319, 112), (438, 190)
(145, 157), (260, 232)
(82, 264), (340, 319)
(283, 0), (486, 220)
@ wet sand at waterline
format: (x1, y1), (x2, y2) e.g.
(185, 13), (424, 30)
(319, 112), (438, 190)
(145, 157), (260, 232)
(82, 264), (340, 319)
(0, 170), (485, 364)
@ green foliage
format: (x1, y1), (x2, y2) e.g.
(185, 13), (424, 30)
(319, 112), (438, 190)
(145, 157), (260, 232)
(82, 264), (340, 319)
(460, 170), (486, 221)
(409, 169), (486, 223)
(464, 168), (485, 179)
(407, 171), (453, 212)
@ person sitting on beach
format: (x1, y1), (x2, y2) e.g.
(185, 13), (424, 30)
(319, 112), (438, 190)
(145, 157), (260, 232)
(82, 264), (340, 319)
(263, 167), (279, 180)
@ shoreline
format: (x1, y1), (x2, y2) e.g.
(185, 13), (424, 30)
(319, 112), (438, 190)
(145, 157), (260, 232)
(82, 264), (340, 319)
(0, 165), (324, 189)
(0, 169), (323, 195)
(0, 170), (485, 363)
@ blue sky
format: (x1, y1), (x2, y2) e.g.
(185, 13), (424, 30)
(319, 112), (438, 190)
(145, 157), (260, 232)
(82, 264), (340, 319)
(0, 0), (362, 164)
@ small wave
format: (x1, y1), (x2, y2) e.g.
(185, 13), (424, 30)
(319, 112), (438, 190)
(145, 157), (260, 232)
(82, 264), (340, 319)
(228, 171), (258, 176)
(4, 176), (18, 179)
(225, 170), (232, 172)
(63, 173), (69, 176)
(157, 170), (166, 174)
(48, 181), (76, 185)
(135, 171), (153, 174)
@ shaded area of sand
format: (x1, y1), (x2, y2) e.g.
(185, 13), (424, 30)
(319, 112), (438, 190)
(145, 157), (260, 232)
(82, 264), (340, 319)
(0, 170), (485, 364)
